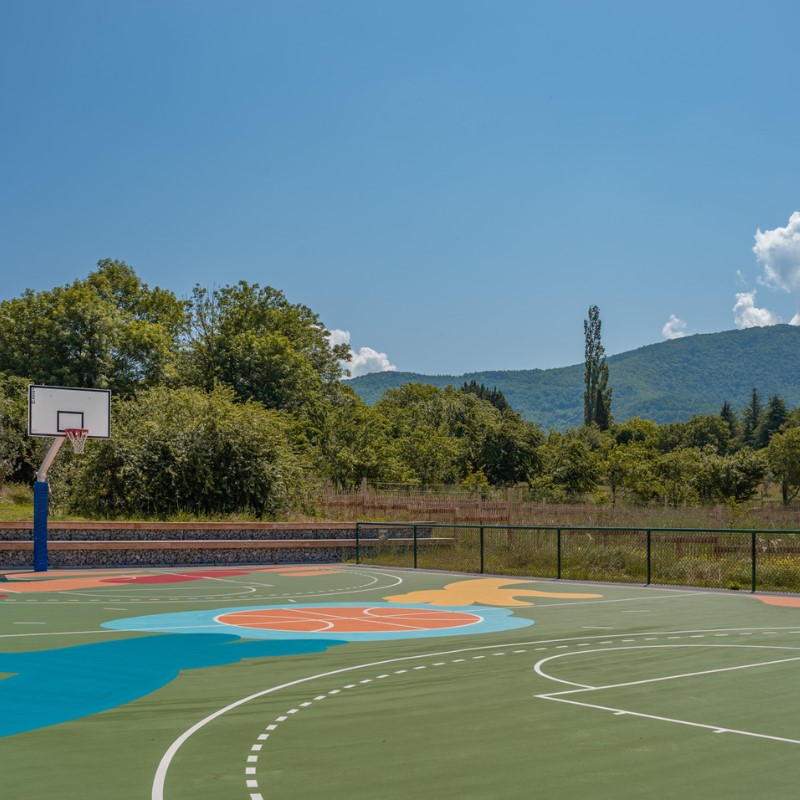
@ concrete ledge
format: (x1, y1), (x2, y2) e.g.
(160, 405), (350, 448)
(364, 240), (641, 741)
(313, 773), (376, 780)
(0, 521), (356, 530)
(0, 523), (446, 568)
(0, 538), (451, 551)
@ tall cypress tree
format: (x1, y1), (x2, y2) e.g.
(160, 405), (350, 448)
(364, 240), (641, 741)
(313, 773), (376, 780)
(583, 305), (612, 430)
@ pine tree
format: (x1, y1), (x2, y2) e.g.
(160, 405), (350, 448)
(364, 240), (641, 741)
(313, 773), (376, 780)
(459, 380), (510, 412)
(583, 305), (612, 430)
(741, 388), (763, 448)
(757, 394), (788, 448)
(720, 401), (739, 445)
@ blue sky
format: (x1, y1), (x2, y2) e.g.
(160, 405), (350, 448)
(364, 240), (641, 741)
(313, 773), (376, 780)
(2, 1), (799, 377)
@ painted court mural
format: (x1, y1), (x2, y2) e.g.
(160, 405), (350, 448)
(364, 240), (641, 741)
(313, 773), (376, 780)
(8, 565), (797, 744)
(0, 568), (604, 738)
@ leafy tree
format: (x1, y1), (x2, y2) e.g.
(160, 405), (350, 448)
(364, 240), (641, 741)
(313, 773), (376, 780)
(676, 415), (732, 454)
(767, 427), (800, 505)
(532, 431), (599, 501)
(181, 282), (349, 418)
(614, 417), (661, 449)
(0, 374), (42, 485)
(583, 305), (612, 430)
(656, 448), (702, 506)
(0, 260), (186, 394)
(68, 384), (310, 518)
(376, 383), (542, 486)
(602, 442), (660, 505)
(787, 407), (800, 429)
(705, 448), (767, 503)
(480, 409), (544, 484)
(313, 388), (408, 488)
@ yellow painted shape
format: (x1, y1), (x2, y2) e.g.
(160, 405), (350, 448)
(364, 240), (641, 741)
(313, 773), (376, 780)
(385, 578), (602, 607)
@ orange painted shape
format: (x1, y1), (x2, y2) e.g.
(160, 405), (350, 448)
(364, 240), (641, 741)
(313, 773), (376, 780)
(1, 575), (148, 593)
(385, 577), (602, 607)
(217, 606), (481, 633)
(752, 595), (800, 607)
(251, 566), (344, 577)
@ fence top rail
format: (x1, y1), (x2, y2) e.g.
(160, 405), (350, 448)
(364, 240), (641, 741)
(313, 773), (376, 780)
(354, 521), (800, 535)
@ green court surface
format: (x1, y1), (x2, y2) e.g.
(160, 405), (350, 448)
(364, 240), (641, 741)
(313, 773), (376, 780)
(2, 565), (800, 799)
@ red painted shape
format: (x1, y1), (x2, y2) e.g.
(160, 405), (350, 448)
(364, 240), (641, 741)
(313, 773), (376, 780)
(217, 606), (482, 633)
(102, 569), (253, 585)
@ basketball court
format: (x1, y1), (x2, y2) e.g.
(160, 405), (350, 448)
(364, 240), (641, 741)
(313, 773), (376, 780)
(2, 564), (800, 799)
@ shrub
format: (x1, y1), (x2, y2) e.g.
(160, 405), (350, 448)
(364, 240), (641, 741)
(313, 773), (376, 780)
(67, 385), (312, 518)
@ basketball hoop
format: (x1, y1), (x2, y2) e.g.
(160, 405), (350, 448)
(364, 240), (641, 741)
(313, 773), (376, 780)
(63, 428), (89, 455)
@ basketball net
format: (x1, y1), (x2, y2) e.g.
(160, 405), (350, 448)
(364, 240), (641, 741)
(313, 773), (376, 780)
(64, 428), (89, 455)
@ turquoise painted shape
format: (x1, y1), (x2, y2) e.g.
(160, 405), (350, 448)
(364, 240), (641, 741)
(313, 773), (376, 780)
(0, 633), (344, 738)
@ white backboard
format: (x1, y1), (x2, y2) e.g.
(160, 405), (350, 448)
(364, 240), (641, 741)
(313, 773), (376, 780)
(28, 385), (111, 439)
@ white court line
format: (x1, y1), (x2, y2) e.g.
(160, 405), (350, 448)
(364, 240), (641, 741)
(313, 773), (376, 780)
(151, 626), (795, 800)
(534, 644), (800, 744)
(538, 695), (800, 745)
(534, 644), (800, 689)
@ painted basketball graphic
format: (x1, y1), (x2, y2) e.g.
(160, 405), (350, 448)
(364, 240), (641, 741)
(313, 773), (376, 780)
(216, 606), (482, 633)
(103, 601), (534, 641)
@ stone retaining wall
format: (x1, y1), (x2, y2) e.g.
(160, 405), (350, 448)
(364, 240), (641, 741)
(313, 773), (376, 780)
(0, 522), (433, 569)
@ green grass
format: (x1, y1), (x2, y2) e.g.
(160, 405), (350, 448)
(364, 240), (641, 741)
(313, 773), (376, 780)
(0, 483), (32, 521)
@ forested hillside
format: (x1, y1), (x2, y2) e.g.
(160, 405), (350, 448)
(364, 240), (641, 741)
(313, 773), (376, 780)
(2, 262), (800, 518)
(350, 326), (800, 429)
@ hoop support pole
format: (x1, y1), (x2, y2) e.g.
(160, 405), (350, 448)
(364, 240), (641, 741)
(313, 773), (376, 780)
(36, 436), (65, 483)
(33, 481), (49, 572)
(33, 436), (65, 573)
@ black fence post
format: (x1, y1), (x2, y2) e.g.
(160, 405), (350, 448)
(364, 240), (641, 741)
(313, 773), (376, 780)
(646, 530), (652, 586)
(751, 531), (757, 593)
(355, 522), (360, 564)
(480, 526), (485, 574)
(413, 524), (418, 569)
(557, 529), (562, 580)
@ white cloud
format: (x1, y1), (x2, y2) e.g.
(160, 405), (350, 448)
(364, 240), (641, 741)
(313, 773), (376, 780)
(791, 313), (800, 326)
(662, 314), (687, 340)
(348, 347), (397, 377)
(753, 211), (800, 294)
(733, 290), (782, 329)
(327, 328), (350, 348)
(328, 329), (397, 378)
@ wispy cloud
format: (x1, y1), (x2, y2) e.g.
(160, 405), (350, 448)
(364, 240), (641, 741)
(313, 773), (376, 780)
(328, 329), (397, 378)
(733, 290), (781, 328)
(662, 314), (687, 339)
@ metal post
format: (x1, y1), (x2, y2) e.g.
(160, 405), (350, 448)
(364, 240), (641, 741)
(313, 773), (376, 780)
(32, 436), (65, 574)
(413, 524), (418, 569)
(33, 481), (49, 572)
(355, 522), (360, 564)
(751, 531), (757, 593)
(646, 530), (652, 586)
(480, 526), (485, 574)
(556, 529), (562, 580)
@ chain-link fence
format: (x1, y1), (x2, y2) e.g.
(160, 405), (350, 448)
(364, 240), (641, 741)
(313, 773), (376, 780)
(354, 522), (800, 593)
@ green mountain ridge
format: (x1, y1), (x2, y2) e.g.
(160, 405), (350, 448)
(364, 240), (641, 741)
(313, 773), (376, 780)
(349, 325), (800, 429)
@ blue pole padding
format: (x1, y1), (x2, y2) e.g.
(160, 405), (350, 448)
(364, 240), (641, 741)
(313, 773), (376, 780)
(33, 481), (49, 572)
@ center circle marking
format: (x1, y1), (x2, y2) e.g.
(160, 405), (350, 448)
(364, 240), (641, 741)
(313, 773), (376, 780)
(216, 606), (482, 634)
